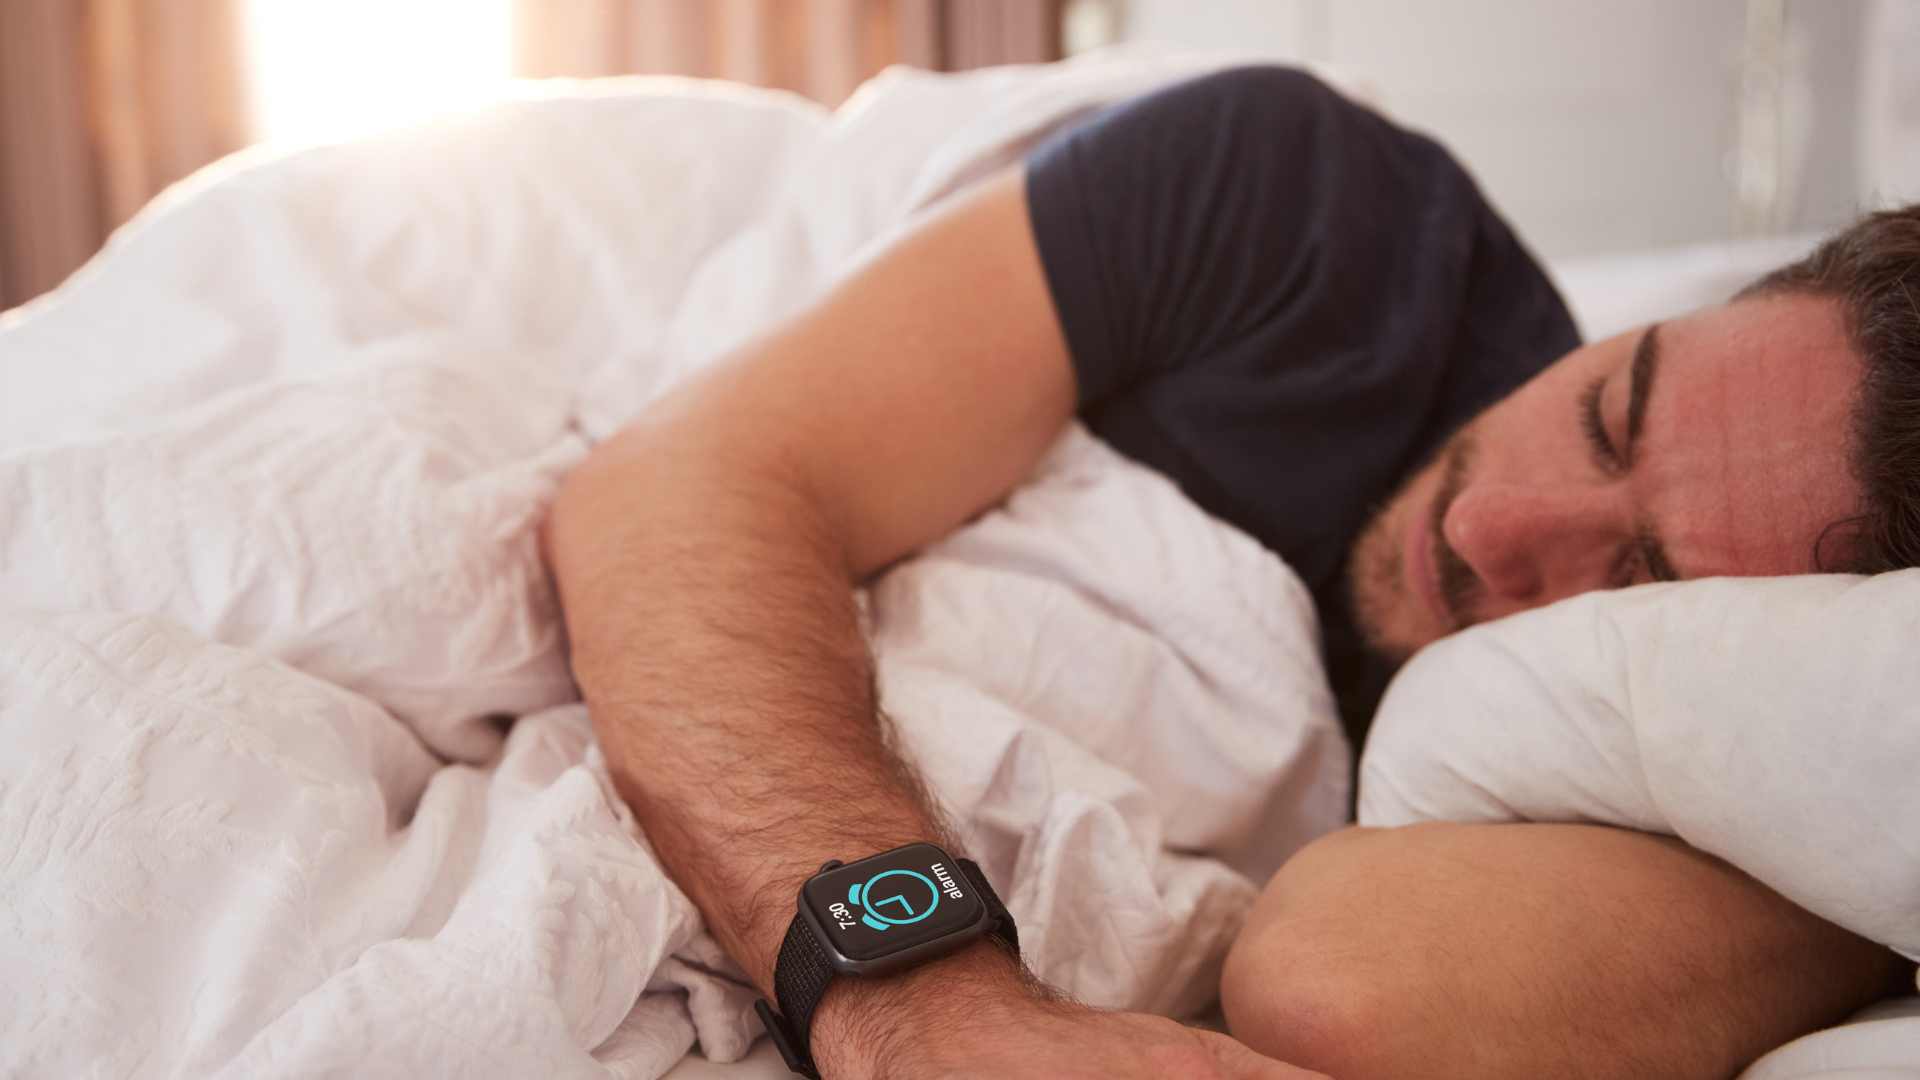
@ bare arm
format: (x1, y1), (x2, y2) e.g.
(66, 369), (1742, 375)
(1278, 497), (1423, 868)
(1221, 822), (1910, 1080)
(543, 168), (1313, 1080)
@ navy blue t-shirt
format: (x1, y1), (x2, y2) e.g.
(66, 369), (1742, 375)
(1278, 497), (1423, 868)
(1024, 67), (1579, 735)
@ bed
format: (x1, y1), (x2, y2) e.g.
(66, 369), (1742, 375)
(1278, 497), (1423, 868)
(3, 49), (1913, 1079)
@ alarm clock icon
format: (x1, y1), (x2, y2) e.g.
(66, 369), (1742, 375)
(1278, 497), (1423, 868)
(847, 869), (941, 931)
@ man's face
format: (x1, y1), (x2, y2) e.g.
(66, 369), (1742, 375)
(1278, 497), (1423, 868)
(1349, 292), (1864, 662)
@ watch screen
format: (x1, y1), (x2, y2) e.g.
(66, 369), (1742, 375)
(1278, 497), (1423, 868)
(801, 843), (987, 962)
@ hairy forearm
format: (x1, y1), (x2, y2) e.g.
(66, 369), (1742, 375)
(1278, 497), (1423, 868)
(550, 424), (912, 970)
(533, 167), (1344, 1080)
(544, 419), (1034, 1075)
(1221, 823), (1908, 1080)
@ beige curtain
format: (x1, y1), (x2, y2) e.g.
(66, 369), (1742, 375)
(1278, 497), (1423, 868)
(88, 0), (252, 228)
(0, 0), (102, 309)
(0, 0), (248, 309)
(513, 0), (1061, 105)
(1, 0), (1060, 309)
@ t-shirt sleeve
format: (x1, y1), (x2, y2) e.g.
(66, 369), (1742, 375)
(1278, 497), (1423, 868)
(1026, 65), (1415, 406)
(1025, 63), (1559, 408)
(1022, 65), (1578, 598)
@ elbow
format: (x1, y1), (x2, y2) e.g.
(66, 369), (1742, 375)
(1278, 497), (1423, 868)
(1220, 826), (1450, 1079)
(1220, 913), (1398, 1080)
(540, 419), (733, 570)
(539, 439), (634, 579)
(539, 415), (852, 606)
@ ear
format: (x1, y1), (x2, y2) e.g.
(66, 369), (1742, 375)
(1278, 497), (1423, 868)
(1813, 512), (1872, 573)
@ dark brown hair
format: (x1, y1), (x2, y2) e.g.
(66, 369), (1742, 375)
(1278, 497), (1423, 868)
(1737, 204), (1920, 573)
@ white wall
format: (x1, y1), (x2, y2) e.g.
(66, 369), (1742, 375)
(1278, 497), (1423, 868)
(1858, 0), (1920, 209)
(1096, 0), (1881, 260)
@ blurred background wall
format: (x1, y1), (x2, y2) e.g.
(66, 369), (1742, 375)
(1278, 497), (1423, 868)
(2, 0), (1914, 309)
(1093, 0), (1916, 260)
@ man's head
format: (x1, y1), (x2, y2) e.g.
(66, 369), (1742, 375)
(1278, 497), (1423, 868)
(1349, 204), (1920, 663)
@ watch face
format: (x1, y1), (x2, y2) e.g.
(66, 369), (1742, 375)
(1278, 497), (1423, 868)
(801, 843), (988, 965)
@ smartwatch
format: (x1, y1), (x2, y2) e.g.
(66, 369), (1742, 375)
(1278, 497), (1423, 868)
(754, 841), (1019, 1078)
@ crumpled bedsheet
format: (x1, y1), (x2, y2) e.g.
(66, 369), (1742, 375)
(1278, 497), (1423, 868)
(0, 52), (1350, 1077)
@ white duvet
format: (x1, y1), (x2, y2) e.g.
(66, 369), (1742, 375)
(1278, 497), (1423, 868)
(0, 53), (1352, 1077)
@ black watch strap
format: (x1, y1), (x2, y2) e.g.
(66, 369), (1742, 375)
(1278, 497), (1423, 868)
(756, 857), (1017, 1078)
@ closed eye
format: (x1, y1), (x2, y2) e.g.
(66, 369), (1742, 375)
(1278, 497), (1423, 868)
(1578, 377), (1621, 472)
(1580, 376), (1677, 587)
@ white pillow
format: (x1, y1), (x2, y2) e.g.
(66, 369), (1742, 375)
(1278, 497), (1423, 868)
(1359, 569), (1920, 963)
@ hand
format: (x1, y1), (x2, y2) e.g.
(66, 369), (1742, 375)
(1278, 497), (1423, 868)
(809, 943), (1327, 1080)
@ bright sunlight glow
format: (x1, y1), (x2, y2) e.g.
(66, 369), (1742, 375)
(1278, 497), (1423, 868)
(244, 0), (514, 145)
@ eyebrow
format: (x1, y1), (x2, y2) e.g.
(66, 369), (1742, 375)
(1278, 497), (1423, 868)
(1624, 324), (1679, 580)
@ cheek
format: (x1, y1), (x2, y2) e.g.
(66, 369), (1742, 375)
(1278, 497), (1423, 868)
(1377, 446), (1447, 543)
(1642, 449), (1855, 576)
(1475, 390), (1554, 451)
(1459, 382), (1596, 489)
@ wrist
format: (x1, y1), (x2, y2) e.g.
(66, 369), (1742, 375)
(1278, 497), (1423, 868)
(808, 939), (1047, 1080)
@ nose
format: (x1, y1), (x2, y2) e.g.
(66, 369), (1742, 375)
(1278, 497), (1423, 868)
(1439, 483), (1625, 606)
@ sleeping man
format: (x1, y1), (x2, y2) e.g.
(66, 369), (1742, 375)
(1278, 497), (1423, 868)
(542, 67), (1919, 1078)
